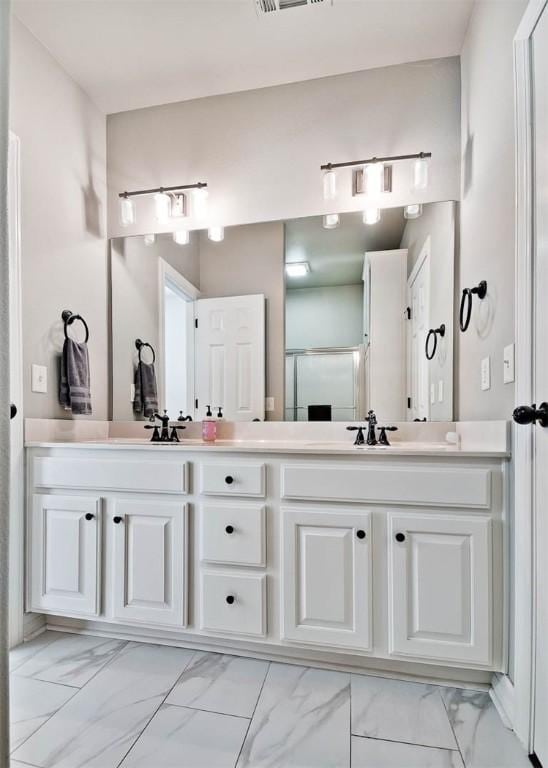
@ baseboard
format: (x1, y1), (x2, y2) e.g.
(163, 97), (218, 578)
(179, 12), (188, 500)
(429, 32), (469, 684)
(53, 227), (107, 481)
(490, 672), (516, 729)
(23, 611), (46, 641)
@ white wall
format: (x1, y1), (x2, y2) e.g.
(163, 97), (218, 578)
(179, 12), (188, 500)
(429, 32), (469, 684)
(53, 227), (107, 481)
(286, 284), (363, 350)
(9, 18), (108, 419)
(107, 57), (461, 238)
(457, 0), (527, 420)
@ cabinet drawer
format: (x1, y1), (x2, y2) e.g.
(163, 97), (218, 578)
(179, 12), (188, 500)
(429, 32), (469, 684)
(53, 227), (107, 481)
(200, 463), (265, 497)
(200, 572), (266, 636)
(200, 503), (266, 566)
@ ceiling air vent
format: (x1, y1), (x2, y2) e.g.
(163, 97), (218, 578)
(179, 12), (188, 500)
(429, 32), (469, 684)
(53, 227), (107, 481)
(256, 0), (332, 15)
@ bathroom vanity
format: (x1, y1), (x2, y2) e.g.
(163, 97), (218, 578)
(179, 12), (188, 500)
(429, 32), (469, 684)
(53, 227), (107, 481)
(24, 423), (509, 683)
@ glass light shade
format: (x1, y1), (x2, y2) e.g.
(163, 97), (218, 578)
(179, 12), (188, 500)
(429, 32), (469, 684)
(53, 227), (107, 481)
(119, 196), (136, 227)
(170, 193), (187, 219)
(363, 207), (381, 225)
(413, 158), (429, 190)
(173, 229), (190, 245)
(365, 162), (384, 195)
(323, 213), (340, 229)
(143, 233), (156, 246)
(404, 203), (423, 220)
(193, 186), (209, 217)
(285, 262), (310, 278)
(208, 225), (224, 242)
(154, 192), (171, 223)
(322, 169), (337, 200)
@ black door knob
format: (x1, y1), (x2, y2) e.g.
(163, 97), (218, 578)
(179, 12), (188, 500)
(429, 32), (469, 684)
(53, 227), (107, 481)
(225, 525), (234, 534)
(113, 516), (123, 524)
(85, 513), (95, 521)
(356, 530), (366, 539)
(513, 403), (548, 428)
(226, 595), (235, 605)
(225, 475), (234, 485)
(395, 532), (406, 542)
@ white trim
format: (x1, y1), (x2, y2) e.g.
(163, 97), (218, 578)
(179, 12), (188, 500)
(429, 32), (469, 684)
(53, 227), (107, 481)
(512, 0), (548, 751)
(491, 672), (516, 729)
(8, 131), (25, 650)
(407, 234), (430, 287)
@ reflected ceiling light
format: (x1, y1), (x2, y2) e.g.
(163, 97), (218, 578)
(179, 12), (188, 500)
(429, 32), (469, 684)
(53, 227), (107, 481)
(154, 192), (171, 223)
(322, 168), (337, 200)
(285, 262), (310, 278)
(173, 229), (190, 245)
(323, 213), (339, 229)
(208, 225), (224, 242)
(119, 195), (136, 227)
(413, 156), (429, 190)
(143, 234), (156, 246)
(363, 207), (380, 225)
(404, 203), (423, 220)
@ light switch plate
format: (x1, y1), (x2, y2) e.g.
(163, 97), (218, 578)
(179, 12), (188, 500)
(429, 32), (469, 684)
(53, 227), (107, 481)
(265, 397), (274, 412)
(31, 364), (48, 394)
(481, 357), (491, 391)
(438, 379), (444, 402)
(503, 344), (515, 384)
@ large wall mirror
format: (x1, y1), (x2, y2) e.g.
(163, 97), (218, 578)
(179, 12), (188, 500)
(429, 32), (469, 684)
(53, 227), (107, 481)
(110, 200), (455, 423)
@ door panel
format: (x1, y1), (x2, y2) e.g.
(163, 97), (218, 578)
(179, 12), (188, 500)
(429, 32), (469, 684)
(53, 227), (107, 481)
(282, 507), (371, 650)
(389, 513), (491, 665)
(112, 499), (188, 627)
(29, 494), (101, 617)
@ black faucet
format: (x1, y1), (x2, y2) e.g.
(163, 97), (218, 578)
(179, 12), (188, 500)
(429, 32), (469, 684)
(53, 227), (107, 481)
(178, 411), (193, 422)
(378, 426), (398, 446)
(145, 410), (186, 443)
(346, 426), (366, 446)
(365, 410), (378, 445)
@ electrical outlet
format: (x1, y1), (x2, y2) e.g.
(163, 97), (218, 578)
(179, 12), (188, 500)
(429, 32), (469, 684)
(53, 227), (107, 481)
(503, 344), (515, 384)
(265, 396), (275, 412)
(31, 364), (48, 394)
(481, 357), (491, 391)
(438, 379), (444, 402)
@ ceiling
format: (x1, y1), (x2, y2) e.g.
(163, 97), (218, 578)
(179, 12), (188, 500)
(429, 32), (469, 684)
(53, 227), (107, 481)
(13, 0), (474, 114)
(285, 208), (406, 288)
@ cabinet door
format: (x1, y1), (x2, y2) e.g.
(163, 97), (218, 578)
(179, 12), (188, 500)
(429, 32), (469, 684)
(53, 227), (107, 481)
(29, 494), (101, 617)
(389, 513), (492, 665)
(112, 499), (188, 627)
(282, 507), (371, 650)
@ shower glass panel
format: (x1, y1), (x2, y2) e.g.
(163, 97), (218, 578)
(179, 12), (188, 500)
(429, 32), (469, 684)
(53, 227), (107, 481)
(287, 348), (360, 421)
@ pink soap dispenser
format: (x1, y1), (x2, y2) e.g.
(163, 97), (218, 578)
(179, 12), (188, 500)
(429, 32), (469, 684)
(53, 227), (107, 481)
(202, 405), (217, 442)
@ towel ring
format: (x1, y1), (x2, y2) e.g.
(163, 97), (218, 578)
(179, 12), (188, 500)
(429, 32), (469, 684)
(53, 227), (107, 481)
(62, 310), (89, 343)
(460, 280), (487, 332)
(425, 324), (445, 361)
(135, 338), (156, 364)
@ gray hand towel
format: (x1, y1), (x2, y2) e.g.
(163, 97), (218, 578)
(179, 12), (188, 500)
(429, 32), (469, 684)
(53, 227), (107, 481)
(134, 361), (158, 418)
(60, 338), (92, 415)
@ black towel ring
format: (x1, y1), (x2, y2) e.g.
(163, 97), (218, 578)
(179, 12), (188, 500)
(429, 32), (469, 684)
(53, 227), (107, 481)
(62, 310), (89, 343)
(460, 281), (487, 332)
(425, 324), (445, 360)
(135, 338), (156, 364)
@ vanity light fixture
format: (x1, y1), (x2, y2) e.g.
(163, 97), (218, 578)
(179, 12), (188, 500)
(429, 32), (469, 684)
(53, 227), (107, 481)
(173, 229), (190, 245)
(322, 168), (337, 200)
(285, 262), (310, 278)
(363, 207), (380, 225)
(364, 162), (385, 196)
(323, 213), (340, 229)
(321, 152), (431, 197)
(413, 156), (429, 190)
(208, 225), (224, 242)
(193, 185), (209, 218)
(154, 192), (171, 223)
(119, 194), (136, 227)
(143, 233), (156, 246)
(118, 182), (208, 226)
(404, 203), (423, 219)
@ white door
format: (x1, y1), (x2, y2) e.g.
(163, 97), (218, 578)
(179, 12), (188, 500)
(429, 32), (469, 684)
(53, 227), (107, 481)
(407, 242), (430, 420)
(281, 507), (371, 650)
(111, 499), (188, 627)
(29, 495), (101, 617)
(195, 294), (265, 421)
(388, 512), (491, 665)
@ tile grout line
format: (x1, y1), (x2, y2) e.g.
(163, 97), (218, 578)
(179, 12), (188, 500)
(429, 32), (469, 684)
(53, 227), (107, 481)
(233, 661), (272, 768)
(439, 687), (468, 768)
(162, 702), (252, 720)
(352, 732), (465, 754)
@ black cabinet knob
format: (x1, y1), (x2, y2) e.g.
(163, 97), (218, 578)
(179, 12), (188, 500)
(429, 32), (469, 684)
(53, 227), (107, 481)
(113, 516), (123, 524)
(225, 525), (234, 534)
(225, 475), (234, 485)
(85, 513), (94, 521)
(513, 402), (548, 428)
(395, 532), (406, 542)
(356, 530), (366, 539)
(225, 595), (235, 605)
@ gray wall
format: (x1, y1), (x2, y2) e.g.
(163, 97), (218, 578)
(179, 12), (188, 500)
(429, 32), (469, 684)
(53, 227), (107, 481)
(9, 18), (108, 419)
(457, 0), (527, 420)
(107, 57), (461, 238)
(198, 222), (285, 421)
(286, 285), (363, 350)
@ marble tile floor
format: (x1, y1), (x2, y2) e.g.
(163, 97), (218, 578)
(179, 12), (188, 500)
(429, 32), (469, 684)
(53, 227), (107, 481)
(8, 631), (531, 768)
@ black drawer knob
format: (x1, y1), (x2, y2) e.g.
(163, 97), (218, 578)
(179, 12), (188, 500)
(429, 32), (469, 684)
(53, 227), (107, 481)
(225, 475), (234, 485)
(356, 530), (366, 539)
(395, 532), (406, 542)
(85, 513), (95, 521)
(226, 595), (235, 605)
(225, 525), (234, 534)
(113, 516), (123, 524)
